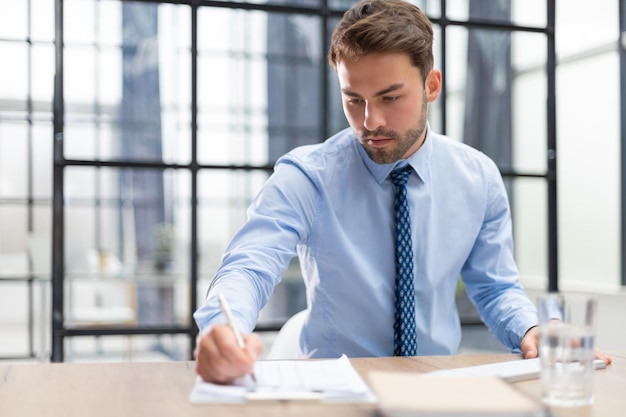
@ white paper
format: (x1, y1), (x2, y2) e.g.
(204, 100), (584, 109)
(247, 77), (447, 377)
(189, 354), (377, 404)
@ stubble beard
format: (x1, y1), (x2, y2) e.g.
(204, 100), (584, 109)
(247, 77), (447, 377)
(359, 103), (428, 165)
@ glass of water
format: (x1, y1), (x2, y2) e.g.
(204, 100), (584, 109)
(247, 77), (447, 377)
(537, 293), (597, 407)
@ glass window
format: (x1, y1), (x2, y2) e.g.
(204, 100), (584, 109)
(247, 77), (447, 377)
(0, 206), (28, 254)
(512, 177), (547, 287)
(446, 0), (547, 28)
(31, 0), (55, 42)
(198, 169), (270, 279)
(31, 44), (56, 103)
(556, 0), (617, 57)
(65, 166), (190, 271)
(0, 122), (29, 198)
(329, 0), (439, 16)
(558, 52), (620, 289)
(445, 26), (547, 173)
(1, 0), (586, 361)
(97, 1), (123, 47)
(198, 9), (323, 165)
(0, 0), (54, 361)
(64, 2), (191, 163)
(64, 46), (98, 106)
(213, 0), (320, 7)
(32, 123), (53, 198)
(64, 0), (96, 45)
(0, 2), (28, 41)
(64, 334), (190, 361)
(0, 284), (30, 356)
(0, 42), (28, 101)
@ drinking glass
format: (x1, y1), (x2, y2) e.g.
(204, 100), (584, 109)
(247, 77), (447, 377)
(537, 293), (597, 407)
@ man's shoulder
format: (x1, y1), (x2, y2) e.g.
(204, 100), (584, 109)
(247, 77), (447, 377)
(431, 131), (488, 157)
(430, 131), (498, 170)
(278, 127), (357, 169)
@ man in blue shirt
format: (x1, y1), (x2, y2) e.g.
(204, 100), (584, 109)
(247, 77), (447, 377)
(193, 0), (609, 384)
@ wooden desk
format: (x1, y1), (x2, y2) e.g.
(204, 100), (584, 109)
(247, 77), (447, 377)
(1, 352), (625, 417)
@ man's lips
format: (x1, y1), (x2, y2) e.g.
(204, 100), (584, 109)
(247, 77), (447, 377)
(366, 137), (393, 147)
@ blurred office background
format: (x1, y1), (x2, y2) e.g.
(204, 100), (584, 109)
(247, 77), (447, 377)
(1, 0), (625, 362)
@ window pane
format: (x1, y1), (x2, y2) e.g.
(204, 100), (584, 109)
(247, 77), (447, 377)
(98, 1), (122, 47)
(160, 6), (192, 165)
(64, 334), (190, 362)
(0, 42), (28, 101)
(0, 278), (49, 359)
(512, 178), (547, 288)
(211, 0), (320, 7)
(65, 166), (190, 272)
(512, 32), (547, 173)
(328, 0), (440, 17)
(98, 47), (123, 107)
(558, 52), (620, 289)
(0, 283), (29, 356)
(31, 207), (52, 273)
(31, 0), (55, 42)
(0, 205), (28, 254)
(445, 26), (547, 173)
(0, 122), (28, 198)
(64, 2), (191, 163)
(446, 0), (547, 28)
(0, 2), (28, 40)
(64, 263), (189, 329)
(64, 167), (191, 330)
(65, 0), (96, 45)
(65, 122), (97, 160)
(557, 0), (618, 57)
(198, 169), (270, 279)
(198, 9), (322, 165)
(65, 46), (97, 105)
(32, 44), (55, 104)
(32, 122), (53, 198)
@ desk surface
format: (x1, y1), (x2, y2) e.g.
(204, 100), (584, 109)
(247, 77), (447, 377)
(2, 352), (625, 417)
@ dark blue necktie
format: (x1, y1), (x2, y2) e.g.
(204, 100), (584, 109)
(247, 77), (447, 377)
(390, 166), (417, 356)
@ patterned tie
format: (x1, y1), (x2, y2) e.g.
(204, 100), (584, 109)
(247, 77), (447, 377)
(390, 165), (417, 356)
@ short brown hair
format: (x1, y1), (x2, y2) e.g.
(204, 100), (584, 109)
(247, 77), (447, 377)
(328, 0), (434, 81)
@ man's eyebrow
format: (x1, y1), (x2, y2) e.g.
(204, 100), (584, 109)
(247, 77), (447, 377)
(341, 83), (405, 97)
(374, 83), (404, 96)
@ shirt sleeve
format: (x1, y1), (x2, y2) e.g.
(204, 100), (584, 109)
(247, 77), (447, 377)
(460, 159), (538, 352)
(193, 160), (320, 333)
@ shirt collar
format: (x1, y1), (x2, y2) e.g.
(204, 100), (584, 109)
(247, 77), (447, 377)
(356, 124), (433, 185)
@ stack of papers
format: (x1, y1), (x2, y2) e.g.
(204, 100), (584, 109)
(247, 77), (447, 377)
(190, 354), (377, 404)
(368, 371), (547, 416)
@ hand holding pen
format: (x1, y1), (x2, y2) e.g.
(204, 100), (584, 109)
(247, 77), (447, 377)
(218, 292), (246, 348)
(218, 292), (257, 382)
(194, 293), (263, 384)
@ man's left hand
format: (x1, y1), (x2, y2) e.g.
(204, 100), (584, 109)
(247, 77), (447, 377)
(520, 325), (612, 365)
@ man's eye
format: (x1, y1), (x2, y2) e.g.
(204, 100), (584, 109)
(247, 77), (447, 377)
(347, 98), (364, 105)
(383, 96), (400, 102)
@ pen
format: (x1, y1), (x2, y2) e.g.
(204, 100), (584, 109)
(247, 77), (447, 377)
(218, 292), (245, 348)
(217, 292), (256, 382)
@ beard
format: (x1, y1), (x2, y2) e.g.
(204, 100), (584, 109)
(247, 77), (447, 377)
(356, 94), (429, 164)
(359, 126), (425, 164)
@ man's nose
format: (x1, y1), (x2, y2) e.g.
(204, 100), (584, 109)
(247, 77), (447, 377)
(363, 103), (386, 131)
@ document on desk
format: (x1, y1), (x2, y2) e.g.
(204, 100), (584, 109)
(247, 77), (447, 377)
(189, 354), (377, 404)
(368, 371), (548, 417)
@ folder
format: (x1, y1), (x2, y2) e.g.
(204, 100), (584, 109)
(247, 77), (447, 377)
(368, 371), (547, 416)
(189, 355), (377, 404)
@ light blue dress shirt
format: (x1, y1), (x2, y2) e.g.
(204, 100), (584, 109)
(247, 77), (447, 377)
(194, 126), (538, 358)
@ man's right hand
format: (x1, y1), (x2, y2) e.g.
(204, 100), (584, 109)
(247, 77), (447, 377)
(194, 324), (263, 384)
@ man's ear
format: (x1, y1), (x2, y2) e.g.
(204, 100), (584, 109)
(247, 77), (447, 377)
(425, 69), (442, 103)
